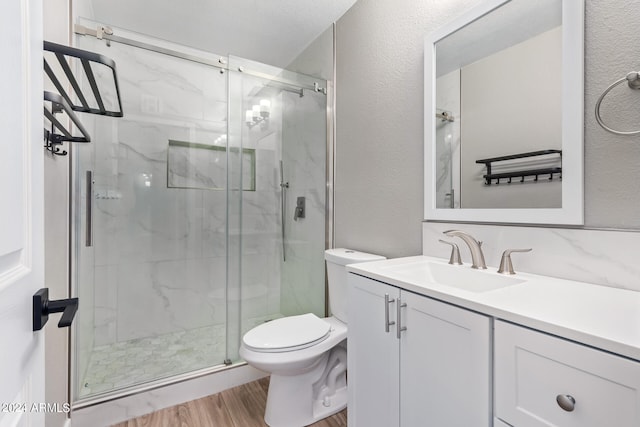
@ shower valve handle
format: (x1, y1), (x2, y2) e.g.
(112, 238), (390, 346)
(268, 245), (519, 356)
(294, 196), (305, 221)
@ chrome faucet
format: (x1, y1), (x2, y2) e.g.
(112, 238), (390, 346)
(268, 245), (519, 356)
(442, 230), (487, 269)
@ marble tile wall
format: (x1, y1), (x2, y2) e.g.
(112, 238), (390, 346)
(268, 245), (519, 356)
(75, 35), (234, 355)
(87, 38), (226, 346)
(280, 90), (327, 317)
(237, 88), (284, 332)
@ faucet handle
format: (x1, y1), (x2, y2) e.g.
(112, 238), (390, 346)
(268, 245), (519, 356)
(438, 240), (463, 265)
(498, 248), (532, 275)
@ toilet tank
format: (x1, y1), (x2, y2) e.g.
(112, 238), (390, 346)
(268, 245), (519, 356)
(325, 248), (386, 323)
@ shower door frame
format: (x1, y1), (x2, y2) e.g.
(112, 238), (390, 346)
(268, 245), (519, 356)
(69, 22), (336, 408)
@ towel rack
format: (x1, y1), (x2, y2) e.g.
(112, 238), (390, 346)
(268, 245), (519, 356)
(595, 71), (640, 136)
(476, 150), (562, 185)
(44, 91), (91, 155)
(43, 40), (123, 155)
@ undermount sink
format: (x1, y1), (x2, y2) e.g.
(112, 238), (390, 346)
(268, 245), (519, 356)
(380, 260), (526, 293)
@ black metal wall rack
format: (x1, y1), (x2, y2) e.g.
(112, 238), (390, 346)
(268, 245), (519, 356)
(476, 149), (562, 185)
(43, 40), (123, 155)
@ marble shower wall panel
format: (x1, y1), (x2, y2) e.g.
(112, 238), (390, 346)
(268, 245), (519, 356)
(116, 257), (227, 342)
(240, 253), (281, 321)
(167, 143), (227, 190)
(280, 91), (326, 317)
(239, 94), (284, 324)
(94, 265), (118, 347)
(202, 191), (228, 259)
(90, 39), (228, 123)
(76, 36), (231, 346)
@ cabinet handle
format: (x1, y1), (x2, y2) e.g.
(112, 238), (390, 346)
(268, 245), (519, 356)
(384, 293), (395, 332)
(556, 394), (576, 412)
(396, 298), (407, 339)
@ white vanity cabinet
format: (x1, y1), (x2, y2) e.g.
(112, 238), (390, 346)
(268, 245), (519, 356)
(347, 273), (492, 427)
(494, 321), (640, 427)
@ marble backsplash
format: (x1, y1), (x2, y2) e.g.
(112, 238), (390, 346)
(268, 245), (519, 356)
(423, 222), (640, 293)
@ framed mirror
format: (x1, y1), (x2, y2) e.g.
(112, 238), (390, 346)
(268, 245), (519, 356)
(424, 0), (584, 224)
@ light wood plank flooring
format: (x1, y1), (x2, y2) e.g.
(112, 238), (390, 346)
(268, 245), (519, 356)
(113, 377), (347, 427)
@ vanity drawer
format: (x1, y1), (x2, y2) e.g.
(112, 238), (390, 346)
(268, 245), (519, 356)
(494, 321), (640, 427)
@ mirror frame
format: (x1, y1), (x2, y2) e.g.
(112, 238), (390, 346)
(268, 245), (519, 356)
(424, 0), (584, 225)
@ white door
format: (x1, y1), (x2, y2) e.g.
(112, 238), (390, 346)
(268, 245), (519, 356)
(347, 274), (400, 427)
(0, 0), (45, 426)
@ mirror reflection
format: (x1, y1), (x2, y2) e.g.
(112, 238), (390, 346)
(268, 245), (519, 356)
(434, 0), (563, 209)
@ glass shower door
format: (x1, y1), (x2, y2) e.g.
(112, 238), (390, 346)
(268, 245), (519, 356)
(71, 26), (330, 402)
(226, 56), (329, 362)
(72, 32), (232, 400)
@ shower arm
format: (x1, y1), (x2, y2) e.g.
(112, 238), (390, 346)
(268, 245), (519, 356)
(279, 161), (289, 262)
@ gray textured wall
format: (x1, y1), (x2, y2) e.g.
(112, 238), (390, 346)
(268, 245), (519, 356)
(286, 25), (334, 81)
(334, 0), (486, 258)
(335, 0), (640, 259)
(583, 0), (640, 228)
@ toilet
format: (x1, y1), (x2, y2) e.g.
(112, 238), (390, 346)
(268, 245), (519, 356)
(239, 248), (385, 427)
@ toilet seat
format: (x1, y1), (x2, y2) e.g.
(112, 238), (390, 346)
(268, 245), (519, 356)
(242, 313), (331, 353)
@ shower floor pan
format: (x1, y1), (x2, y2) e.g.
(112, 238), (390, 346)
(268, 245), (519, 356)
(79, 323), (227, 397)
(78, 314), (283, 398)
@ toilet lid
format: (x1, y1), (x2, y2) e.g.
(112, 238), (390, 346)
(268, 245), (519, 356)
(242, 313), (331, 353)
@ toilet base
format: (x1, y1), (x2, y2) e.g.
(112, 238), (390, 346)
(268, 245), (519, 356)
(311, 387), (347, 422)
(264, 345), (348, 427)
(264, 374), (347, 427)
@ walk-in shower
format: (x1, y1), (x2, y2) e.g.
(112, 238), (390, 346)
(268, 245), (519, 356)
(71, 22), (330, 404)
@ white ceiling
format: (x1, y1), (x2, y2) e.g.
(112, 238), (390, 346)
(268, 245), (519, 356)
(81, 0), (357, 68)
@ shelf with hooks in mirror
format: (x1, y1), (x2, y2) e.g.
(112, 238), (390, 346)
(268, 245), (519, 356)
(43, 40), (123, 156)
(476, 149), (562, 186)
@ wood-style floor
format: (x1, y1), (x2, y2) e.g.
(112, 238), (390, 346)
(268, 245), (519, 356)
(112, 377), (347, 427)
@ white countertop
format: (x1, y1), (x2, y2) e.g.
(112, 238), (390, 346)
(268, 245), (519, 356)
(347, 255), (640, 361)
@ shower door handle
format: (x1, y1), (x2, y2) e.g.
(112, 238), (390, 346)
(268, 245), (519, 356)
(86, 170), (93, 247)
(279, 161), (288, 262)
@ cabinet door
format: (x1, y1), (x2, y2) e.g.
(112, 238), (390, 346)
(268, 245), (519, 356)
(348, 274), (401, 427)
(495, 320), (640, 427)
(400, 291), (491, 427)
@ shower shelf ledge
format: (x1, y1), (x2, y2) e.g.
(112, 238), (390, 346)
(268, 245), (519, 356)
(43, 40), (123, 155)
